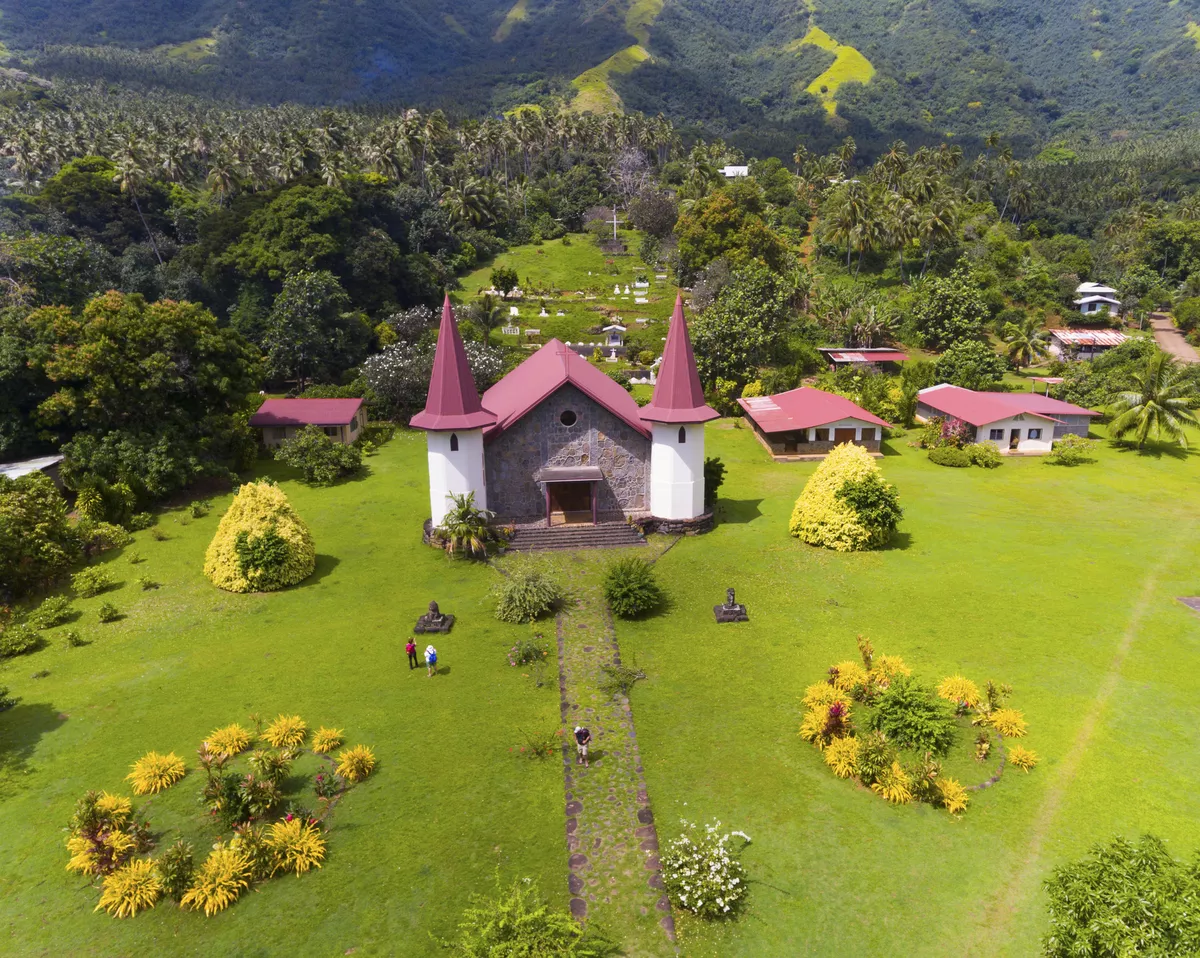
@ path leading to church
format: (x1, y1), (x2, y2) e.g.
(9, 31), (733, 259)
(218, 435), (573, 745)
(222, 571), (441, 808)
(554, 575), (676, 955)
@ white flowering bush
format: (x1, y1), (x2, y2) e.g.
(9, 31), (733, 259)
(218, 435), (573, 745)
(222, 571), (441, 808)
(660, 820), (751, 918)
(363, 340), (506, 416)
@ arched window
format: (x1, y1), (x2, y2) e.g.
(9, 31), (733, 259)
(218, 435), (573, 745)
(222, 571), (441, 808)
(678, 426), (687, 444)
(449, 433), (459, 452)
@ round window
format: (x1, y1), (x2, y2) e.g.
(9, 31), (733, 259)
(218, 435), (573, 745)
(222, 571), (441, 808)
(559, 410), (578, 427)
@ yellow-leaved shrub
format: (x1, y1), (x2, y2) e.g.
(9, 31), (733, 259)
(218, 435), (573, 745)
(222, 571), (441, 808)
(312, 727), (344, 754)
(937, 675), (982, 709)
(335, 744), (376, 783)
(203, 481), (315, 593)
(824, 736), (860, 778)
(936, 777), (970, 814)
(206, 724), (252, 757)
(263, 714), (308, 748)
(95, 858), (162, 918)
(989, 708), (1027, 738)
(126, 751), (186, 795)
(267, 818), (327, 876)
(181, 844), (252, 916)
(830, 660), (868, 692)
(870, 760), (913, 804)
(1007, 744), (1039, 771)
(788, 443), (898, 551)
(802, 683), (850, 712)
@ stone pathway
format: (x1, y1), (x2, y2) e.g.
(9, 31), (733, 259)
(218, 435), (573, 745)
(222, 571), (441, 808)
(555, 579), (676, 955)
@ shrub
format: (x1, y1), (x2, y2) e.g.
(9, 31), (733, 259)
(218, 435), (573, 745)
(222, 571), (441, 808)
(444, 877), (601, 957)
(601, 557), (664, 618)
(0, 623), (41, 657)
(28, 596), (74, 629)
(869, 676), (958, 756)
(789, 443), (902, 551)
(190, 499), (212, 519)
(204, 482), (316, 593)
(1043, 835), (1200, 958)
(834, 474), (903, 542)
(0, 472), (80, 599)
(1045, 433), (1099, 466)
(493, 566), (563, 623)
(933, 339), (1007, 389)
(703, 456), (726, 509)
(437, 491), (493, 558)
(824, 736), (859, 779)
(65, 790), (146, 876)
(267, 818), (326, 876)
(803, 683), (851, 712)
(937, 676), (982, 711)
(180, 844), (252, 916)
(1008, 744), (1039, 771)
(97, 601), (121, 622)
(928, 446), (971, 467)
(206, 724), (252, 757)
(126, 751), (186, 795)
(73, 566), (115, 597)
(127, 551), (145, 564)
(0, 685), (17, 712)
(156, 840), (195, 902)
(989, 708), (1028, 738)
(336, 744), (376, 783)
(829, 660), (868, 692)
(854, 730), (894, 786)
(94, 858), (162, 918)
(248, 749), (293, 784)
(870, 760), (914, 804)
(314, 771), (343, 801)
(661, 820), (751, 918)
(128, 512), (155, 531)
(597, 662), (646, 697)
(230, 823), (276, 881)
(965, 441), (1003, 468)
(138, 576), (160, 591)
(151, 529), (169, 541)
(936, 777), (970, 814)
(311, 727), (344, 754)
(78, 520), (134, 554)
(507, 636), (550, 667)
(64, 629), (86, 648)
(275, 424), (363, 484)
(263, 714), (308, 748)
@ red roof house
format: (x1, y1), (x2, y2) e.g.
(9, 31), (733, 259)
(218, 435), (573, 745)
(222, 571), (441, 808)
(250, 398), (366, 446)
(818, 347), (909, 366)
(916, 384), (1099, 454)
(737, 387), (890, 459)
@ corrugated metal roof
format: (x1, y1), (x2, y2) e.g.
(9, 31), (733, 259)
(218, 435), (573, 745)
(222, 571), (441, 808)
(1050, 329), (1128, 346)
(819, 348), (909, 364)
(250, 398), (363, 428)
(737, 387), (890, 432)
(0, 454), (63, 480)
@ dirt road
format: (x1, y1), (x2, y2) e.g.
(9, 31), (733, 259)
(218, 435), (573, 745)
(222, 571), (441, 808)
(1150, 314), (1199, 363)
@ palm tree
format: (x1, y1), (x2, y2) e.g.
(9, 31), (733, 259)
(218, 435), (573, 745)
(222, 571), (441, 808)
(1109, 351), (1200, 449)
(112, 140), (163, 264)
(1002, 315), (1051, 367)
(437, 492), (494, 558)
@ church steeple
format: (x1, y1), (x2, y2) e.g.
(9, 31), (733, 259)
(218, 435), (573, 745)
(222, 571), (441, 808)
(641, 293), (719, 424)
(410, 295), (497, 431)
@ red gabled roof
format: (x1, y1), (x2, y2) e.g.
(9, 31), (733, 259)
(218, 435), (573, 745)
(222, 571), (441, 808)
(410, 296), (497, 431)
(917, 384), (1100, 428)
(481, 339), (651, 439)
(737, 387), (890, 433)
(250, 398), (363, 428)
(641, 294), (719, 424)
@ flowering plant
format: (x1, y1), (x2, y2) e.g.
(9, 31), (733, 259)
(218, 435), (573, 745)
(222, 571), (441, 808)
(661, 820), (751, 918)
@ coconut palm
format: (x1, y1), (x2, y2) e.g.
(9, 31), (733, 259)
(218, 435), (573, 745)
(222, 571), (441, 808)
(1002, 315), (1051, 367)
(1109, 351), (1200, 449)
(437, 492), (494, 558)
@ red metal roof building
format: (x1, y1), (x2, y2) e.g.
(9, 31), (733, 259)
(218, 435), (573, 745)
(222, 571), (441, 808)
(641, 294), (719, 425)
(737, 387), (890, 460)
(818, 347), (909, 365)
(410, 296), (497, 432)
(916, 384), (1099, 454)
(250, 398), (366, 446)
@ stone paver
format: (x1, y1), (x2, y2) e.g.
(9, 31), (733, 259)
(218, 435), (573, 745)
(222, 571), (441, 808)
(555, 581), (676, 954)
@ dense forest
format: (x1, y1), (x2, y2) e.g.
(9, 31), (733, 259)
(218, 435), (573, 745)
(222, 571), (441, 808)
(4, 0), (1200, 158)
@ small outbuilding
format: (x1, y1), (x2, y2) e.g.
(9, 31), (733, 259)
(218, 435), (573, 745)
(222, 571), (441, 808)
(738, 387), (890, 459)
(0, 454), (64, 486)
(249, 398), (366, 447)
(916, 384), (1099, 454)
(1048, 328), (1129, 361)
(818, 347), (909, 369)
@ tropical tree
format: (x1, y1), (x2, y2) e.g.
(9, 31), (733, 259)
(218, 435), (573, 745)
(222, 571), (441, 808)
(437, 492), (493, 558)
(1002, 315), (1051, 367)
(1109, 351), (1200, 449)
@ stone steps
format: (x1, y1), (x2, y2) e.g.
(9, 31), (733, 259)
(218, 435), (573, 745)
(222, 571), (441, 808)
(506, 522), (646, 552)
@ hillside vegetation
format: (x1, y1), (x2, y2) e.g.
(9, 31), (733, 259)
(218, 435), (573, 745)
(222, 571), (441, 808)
(4, 0), (1200, 157)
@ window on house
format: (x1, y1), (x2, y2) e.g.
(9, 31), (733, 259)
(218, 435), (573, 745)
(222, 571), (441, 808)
(559, 410), (577, 427)
(815, 428), (829, 441)
(860, 428), (875, 441)
(350, 417), (359, 433)
(989, 428), (1004, 441)
(449, 433), (459, 452)
(678, 426), (686, 444)
(797, 430), (809, 443)
(1027, 428), (1042, 440)
(323, 426), (339, 438)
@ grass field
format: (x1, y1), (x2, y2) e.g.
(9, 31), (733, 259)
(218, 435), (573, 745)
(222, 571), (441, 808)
(787, 27), (876, 116)
(3, 417), (1200, 956)
(625, 0), (664, 46)
(570, 44), (652, 115)
(492, 0), (529, 42)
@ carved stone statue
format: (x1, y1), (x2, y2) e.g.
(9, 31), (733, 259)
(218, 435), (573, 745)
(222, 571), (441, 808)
(414, 600), (455, 634)
(714, 587), (748, 623)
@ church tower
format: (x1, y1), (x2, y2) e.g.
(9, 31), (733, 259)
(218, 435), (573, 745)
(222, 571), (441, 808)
(641, 294), (719, 520)
(410, 296), (496, 526)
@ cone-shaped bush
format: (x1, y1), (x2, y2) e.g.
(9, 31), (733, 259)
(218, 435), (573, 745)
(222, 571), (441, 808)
(204, 482), (315, 593)
(789, 443), (901, 552)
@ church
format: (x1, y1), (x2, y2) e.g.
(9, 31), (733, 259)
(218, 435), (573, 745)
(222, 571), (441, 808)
(411, 294), (718, 535)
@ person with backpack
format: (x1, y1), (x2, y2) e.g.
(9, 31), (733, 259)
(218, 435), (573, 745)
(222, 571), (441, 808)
(425, 644), (438, 677)
(574, 726), (592, 767)
(405, 638), (419, 670)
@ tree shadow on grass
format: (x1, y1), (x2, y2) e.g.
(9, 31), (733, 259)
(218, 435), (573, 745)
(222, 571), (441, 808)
(305, 555), (341, 586)
(0, 701), (68, 800)
(716, 499), (763, 524)
(885, 531), (914, 551)
(1110, 439), (1195, 461)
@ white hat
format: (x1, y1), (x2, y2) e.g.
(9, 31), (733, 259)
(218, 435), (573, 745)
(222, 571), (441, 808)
(574, 726), (582, 732)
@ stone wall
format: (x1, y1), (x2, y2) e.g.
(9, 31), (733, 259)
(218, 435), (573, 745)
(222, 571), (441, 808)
(485, 384), (652, 521)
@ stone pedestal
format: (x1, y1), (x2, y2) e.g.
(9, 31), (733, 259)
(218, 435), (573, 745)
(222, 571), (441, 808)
(713, 588), (748, 623)
(414, 601), (455, 634)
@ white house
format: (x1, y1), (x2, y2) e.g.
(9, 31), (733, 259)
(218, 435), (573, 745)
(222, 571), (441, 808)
(719, 165), (749, 178)
(1074, 281), (1121, 317)
(916, 384), (1099, 455)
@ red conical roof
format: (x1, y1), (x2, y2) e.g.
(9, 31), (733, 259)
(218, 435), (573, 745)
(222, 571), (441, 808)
(641, 294), (719, 424)
(410, 296), (497, 431)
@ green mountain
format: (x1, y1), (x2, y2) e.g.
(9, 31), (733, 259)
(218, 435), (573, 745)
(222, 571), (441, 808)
(5, 0), (1200, 156)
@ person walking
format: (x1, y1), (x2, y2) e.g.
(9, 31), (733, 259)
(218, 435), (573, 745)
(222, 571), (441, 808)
(425, 644), (438, 678)
(574, 726), (591, 768)
(405, 637), (419, 670)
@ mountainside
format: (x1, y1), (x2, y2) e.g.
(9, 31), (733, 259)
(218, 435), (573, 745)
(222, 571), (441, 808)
(5, 0), (1200, 156)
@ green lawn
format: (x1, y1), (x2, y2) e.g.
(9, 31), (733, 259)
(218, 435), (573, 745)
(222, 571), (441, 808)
(0, 435), (563, 957)
(3, 422), (1200, 956)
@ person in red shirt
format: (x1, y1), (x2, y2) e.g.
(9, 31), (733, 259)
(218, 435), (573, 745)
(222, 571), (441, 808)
(405, 638), (419, 670)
